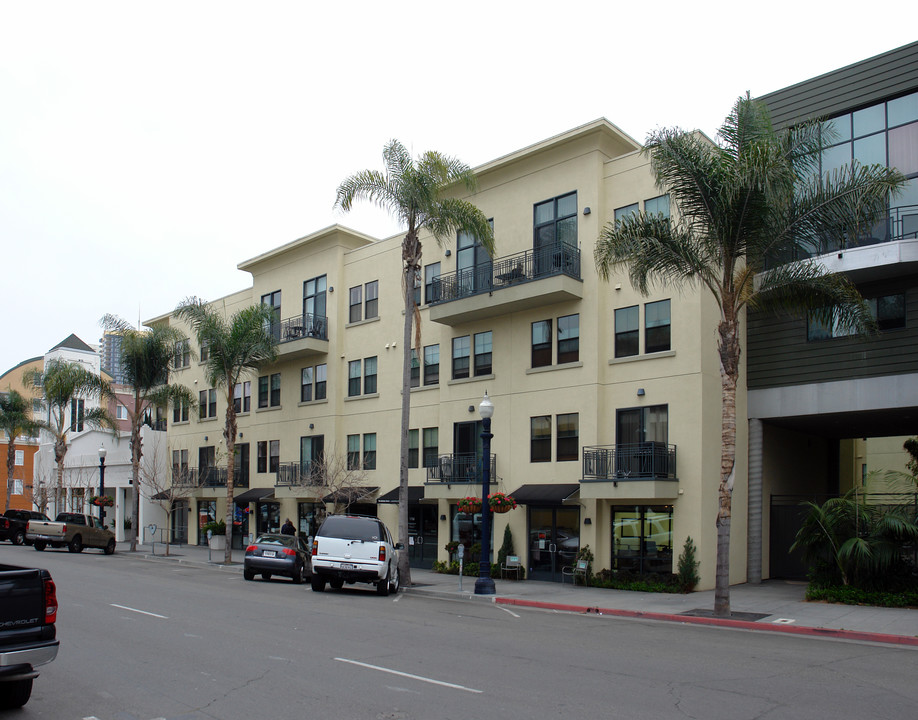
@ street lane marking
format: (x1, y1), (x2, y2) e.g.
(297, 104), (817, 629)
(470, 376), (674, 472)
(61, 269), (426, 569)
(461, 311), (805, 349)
(335, 657), (483, 694)
(499, 606), (520, 618)
(110, 603), (168, 619)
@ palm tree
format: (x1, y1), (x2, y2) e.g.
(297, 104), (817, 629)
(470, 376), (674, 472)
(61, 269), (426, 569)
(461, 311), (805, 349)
(335, 139), (495, 586)
(594, 95), (906, 616)
(101, 316), (197, 551)
(0, 389), (45, 513)
(174, 297), (279, 563)
(23, 359), (114, 514)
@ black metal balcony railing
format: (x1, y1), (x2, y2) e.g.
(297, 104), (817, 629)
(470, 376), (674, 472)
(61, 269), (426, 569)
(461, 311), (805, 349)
(172, 466), (250, 488)
(267, 313), (328, 344)
(275, 462), (326, 487)
(431, 242), (581, 305)
(426, 453), (497, 484)
(582, 442), (677, 481)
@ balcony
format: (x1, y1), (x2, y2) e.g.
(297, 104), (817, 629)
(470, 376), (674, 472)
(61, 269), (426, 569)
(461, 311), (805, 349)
(428, 242), (583, 326)
(172, 466), (250, 489)
(425, 453), (496, 486)
(580, 442), (678, 501)
(275, 462), (325, 487)
(269, 313), (328, 360)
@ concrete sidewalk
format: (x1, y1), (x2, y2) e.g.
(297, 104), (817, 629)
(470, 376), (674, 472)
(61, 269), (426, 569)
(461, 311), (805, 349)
(128, 541), (918, 647)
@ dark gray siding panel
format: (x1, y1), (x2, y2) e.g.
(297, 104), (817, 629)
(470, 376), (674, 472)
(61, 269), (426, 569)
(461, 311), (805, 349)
(759, 42), (918, 128)
(747, 276), (918, 389)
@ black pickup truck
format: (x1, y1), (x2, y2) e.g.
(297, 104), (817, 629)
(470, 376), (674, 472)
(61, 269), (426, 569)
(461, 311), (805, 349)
(1, 509), (52, 546)
(0, 563), (59, 709)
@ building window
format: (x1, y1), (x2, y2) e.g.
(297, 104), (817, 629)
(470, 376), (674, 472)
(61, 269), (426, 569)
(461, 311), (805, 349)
(422, 427), (438, 468)
(234, 381), (251, 413)
(613, 505), (673, 574)
(408, 429), (419, 468)
(474, 331), (492, 376)
(200, 340), (210, 363)
(557, 314), (579, 364)
(644, 194), (670, 219)
(70, 398), (84, 432)
(173, 449), (189, 478)
(116, 404), (128, 421)
(615, 305), (639, 358)
(347, 434), (360, 470)
(365, 280), (379, 319)
(301, 367), (314, 402)
(173, 340), (190, 369)
(424, 345), (439, 385)
(808, 292), (907, 340)
(199, 389), (217, 419)
(363, 434), (377, 470)
(173, 399), (189, 423)
(315, 364), (327, 400)
(645, 299), (671, 353)
(349, 286), (363, 323)
(531, 416), (551, 462)
(269, 440), (280, 474)
(425, 263), (441, 304)
(300, 435), (324, 480)
(616, 405), (669, 446)
(348, 360), (361, 397)
(410, 350), (420, 388)
(614, 203), (639, 224)
(12, 479), (22, 495)
(304, 275), (327, 321)
(531, 320), (552, 368)
(412, 268), (421, 307)
(534, 192), (577, 251)
(258, 373), (281, 408)
(14, 450), (24, 467)
(261, 290), (282, 341)
(257, 442), (267, 473)
(557, 413), (579, 462)
(452, 336), (470, 379)
(364, 356), (378, 394)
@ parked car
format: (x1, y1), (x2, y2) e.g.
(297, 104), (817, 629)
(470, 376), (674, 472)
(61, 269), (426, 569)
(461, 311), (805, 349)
(1, 510), (51, 546)
(243, 533), (310, 583)
(27, 512), (116, 554)
(0, 562), (59, 709)
(310, 514), (402, 595)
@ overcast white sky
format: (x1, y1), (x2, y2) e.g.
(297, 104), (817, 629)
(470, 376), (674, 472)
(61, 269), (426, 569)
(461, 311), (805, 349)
(1, 1), (914, 377)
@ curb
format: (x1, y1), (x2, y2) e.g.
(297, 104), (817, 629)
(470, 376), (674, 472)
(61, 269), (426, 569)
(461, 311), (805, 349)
(495, 598), (918, 647)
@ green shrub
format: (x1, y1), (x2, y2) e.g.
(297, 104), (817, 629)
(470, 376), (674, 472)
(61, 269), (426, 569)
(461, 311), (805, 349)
(592, 569), (684, 593)
(676, 536), (700, 592)
(805, 583), (918, 608)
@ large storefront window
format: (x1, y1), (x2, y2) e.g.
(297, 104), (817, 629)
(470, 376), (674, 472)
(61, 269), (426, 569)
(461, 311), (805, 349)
(197, 500), (216, 546)
(256, 501), (281, 535)
(297, 502), (324, 540)
(612, 505), (673, 574)
(450, 505), (492, 562)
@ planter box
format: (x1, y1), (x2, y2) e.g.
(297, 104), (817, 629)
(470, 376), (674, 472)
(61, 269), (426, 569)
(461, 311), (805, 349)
(209, 535), (226, 551)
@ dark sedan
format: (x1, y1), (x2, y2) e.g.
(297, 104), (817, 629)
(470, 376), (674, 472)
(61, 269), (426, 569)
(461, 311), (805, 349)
(243, 534), (310, 584)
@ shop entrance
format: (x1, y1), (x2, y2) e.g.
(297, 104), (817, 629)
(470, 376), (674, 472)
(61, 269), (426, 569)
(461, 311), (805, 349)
(527, 506), (580, 582)
(408, 504), (437, 568)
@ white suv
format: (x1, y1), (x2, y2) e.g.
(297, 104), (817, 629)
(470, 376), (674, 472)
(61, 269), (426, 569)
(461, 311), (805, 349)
(310, 515), (403, 596)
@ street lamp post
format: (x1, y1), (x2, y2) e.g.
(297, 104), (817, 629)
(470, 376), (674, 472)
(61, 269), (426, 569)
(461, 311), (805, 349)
(98, 446), (107, 524)
(474, 391), (496, 595)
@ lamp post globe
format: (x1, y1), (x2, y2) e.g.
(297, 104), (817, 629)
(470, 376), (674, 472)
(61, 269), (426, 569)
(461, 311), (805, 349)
(98, 446), (107, 524)
(474, 391), (496, 595)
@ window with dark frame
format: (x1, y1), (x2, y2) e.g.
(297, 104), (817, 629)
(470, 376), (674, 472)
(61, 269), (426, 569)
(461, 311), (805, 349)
(408, 429), (419, 468)
(452, 336), (470, 379)
(363, 433), (376, 470)
(257, 441), (267, 473)
(531, 320), (552, 368)
(261, 290), (281, 340)
(269, 439), (280, 474)
(70, 398), (84, 432)
(347, 434), (360, 470)
(364, 356), (378, 394)
(270, 374), (281, 407)
(410, 350), (420, 388)
(557, 413), (579, 462)
(557, 314), (579, 364)
(365, 280), (379, 319)
(530, 416), (551, 462)
(234, 381), (251, 413)
(348, 360), (361, 397)
(645, 299), (671, 353)
(425, 263), (441, 304)
(173, 399), (189, 423)
(424, 345), (439, 385)
(258, 374), (281, 408)
(534, 192), (577, 252)
(474, 331), (492, 376)
(301, 367), (313, 402)
(303, 275), (327, 321)
(422, 427), (438, 468)
(615, 305), (639, 358)
(173, 340), (190, 369)
(349, 286), (362, 323)
(315, 364), (327, 400)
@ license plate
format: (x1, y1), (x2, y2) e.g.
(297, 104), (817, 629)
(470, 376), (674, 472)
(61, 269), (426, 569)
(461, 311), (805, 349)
(339, 563), (356, 570)
(263, 550), (276, 558)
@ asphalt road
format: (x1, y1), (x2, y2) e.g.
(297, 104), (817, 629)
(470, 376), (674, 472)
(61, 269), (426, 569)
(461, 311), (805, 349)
(3, 544), (917, 720)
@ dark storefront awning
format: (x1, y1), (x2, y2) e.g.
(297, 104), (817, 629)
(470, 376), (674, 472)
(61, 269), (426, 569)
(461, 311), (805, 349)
(509, 483), (580, 506)
(233, 488), (275, 505)
(377, 486), (425, 504)
(322, 487), (379, 504)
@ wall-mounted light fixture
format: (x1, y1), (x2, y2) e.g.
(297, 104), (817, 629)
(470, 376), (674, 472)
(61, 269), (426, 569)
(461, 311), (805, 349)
(468, 405), (475, 413)
(204, 436), (208, 442)
(637, 388), (645, 397)
(309, 423), (314, 430)
(329, 286), (334, 293)
(583, 207), (591, 215)
(445, 249), (451, 257)
(440, 514), (447, 521)
(584, 517), (592, 525)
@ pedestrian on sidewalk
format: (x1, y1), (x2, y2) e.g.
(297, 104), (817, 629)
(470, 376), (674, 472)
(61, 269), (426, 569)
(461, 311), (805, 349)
(281, 519), (295, 536)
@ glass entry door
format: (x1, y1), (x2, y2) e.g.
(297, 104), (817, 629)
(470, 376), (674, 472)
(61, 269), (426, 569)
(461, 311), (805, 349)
(528, 506), (580, 582)
(408, 504), (438, 569)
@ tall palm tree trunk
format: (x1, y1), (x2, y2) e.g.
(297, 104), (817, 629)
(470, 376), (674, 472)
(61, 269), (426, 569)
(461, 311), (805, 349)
(54, 437), (67, 515)
(714, 317), (740, 617)
(397, 259), (414, 587)
(224, 403), (238, 564)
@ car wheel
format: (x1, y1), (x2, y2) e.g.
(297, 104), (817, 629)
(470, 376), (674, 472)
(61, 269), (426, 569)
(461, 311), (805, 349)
(262, 573), (272, 581)
(68, 535), (83, 553)
(329, 578), (344, 590)
(104, 539), (116, 555)
(376, 570), (390, 596)
(0, 678), (32, 709)
(34, 541), (46, 551)
(311, 575), (326, 592)
(389, 565), (400, 594)
(291, 563), (304, 584)
(243, 569), (255, 581)
(12, 529), (26, 546)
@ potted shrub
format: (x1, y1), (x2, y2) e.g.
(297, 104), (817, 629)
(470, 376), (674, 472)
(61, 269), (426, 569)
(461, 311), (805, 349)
(487, 492), (517, 513)
(203, 520), (226, 550)
(457, 497), (482, 514)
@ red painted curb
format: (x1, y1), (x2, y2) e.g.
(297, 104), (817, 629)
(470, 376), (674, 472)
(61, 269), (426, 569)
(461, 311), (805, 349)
(495, 598), (918, 647)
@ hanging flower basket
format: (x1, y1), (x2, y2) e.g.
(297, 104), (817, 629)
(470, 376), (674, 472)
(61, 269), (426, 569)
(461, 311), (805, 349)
(488, 492), (517, 513)
(457, 497), (482, 514)
(90, 495), (114, 507)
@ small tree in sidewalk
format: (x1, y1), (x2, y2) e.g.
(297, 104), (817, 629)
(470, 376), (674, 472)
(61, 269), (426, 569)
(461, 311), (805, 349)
(677, 536), (701, 592)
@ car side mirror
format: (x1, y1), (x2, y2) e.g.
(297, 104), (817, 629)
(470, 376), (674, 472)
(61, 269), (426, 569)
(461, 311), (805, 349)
(394, 543), (405, 550)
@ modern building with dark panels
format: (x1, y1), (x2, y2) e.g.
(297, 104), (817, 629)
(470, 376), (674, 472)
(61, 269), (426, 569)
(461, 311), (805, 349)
(749, 42), (918, 580)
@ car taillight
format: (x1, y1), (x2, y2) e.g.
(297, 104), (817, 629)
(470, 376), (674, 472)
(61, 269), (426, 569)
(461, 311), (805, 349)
(44, 578), (58, 624)
(378, 546), (386, 562)
(311, 540), (318, 556)
(61, 525), (67, 534)
(245, 545), (257, 553)
(0, 517), (8, 530)
(282, 548), (296, 557)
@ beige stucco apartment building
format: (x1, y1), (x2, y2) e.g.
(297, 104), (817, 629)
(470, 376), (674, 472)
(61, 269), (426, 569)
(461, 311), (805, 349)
(154, 119), (748, 590)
